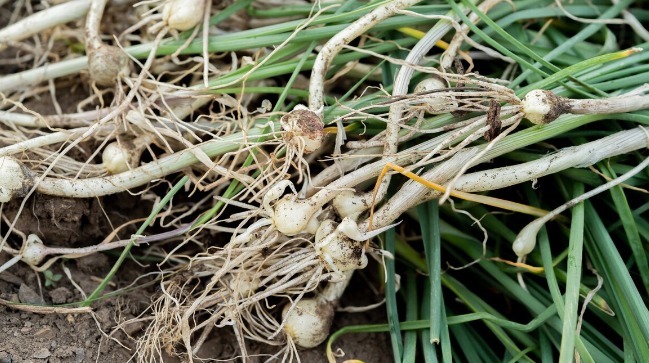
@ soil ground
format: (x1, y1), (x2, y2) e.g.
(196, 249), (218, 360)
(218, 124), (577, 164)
(0, 253), (391, 362)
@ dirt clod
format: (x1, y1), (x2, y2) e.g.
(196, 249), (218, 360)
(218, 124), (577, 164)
(48, 287), (73, 304)
(18, 284), (44, 305)
(32, 347), (51, 359)
(4, 195), (103, 246)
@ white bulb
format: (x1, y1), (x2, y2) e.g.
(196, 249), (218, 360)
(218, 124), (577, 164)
(414, 77), (446, 93)
(272, 196), (319, 236)
(521, 90), (565, 124)
(414, 77), (455, 114)
(281, 107), (325, 154)
(512, 219), (544, 257)
(332, 190), (369, 220)
(163, 0), (206, 31)
(0, 156), (32, 202)
(282, 298), (334, 348)
(88, 45), (129, 86)
(315, 230), (368, 272)
(22, 234), (46, 265)
(102, 142), (130, 174)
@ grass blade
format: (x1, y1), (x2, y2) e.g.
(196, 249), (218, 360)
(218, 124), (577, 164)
(385, 227), (404, 362)
(559, 183), (585, 363)
(584, 202), (649, 361)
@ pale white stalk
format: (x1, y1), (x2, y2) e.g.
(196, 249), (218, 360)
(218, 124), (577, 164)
(320, 270), (354, 302)
(0, 123), (258, 206)
(565, 94), (649, 115)
(453, 127), (649, 193)
(513, 149), (649, 257)
(85, 0), (108, 52)
(0, 0), (91, 52)
(438, 115), (522, 204)
(0, 57), (88, 94)
(0, 108), (114, 128)
(14, 233), (161, 267)
(26, 126), (264, 198)
(0, 255), (21, 274)
(619, 4), (649, 42)
(0, 127), (109, 157)
(375, 16), (455, 207)
(308, 0), (422, 112)
(363, 147), (480, 231)
(366, 126), (649, 230)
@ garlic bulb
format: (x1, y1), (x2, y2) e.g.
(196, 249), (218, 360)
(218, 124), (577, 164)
(315, 220), (368, 273)
(0, 156), (33, 202)
(22, 234), (46, 266)
(102, 136), (151, 174)
(521, 90), (566, 124)
(281, 106), (325, 154)
(272, 196), (322, 236)
(414, 77), (455, 114)
(102, 142), (131, 174)
(332, 190), (370, 220)
(282, 270), (353, 348)
(282, 298), (334, 348)
(88, 45), (130, 86)
(162, 0), (206, 31)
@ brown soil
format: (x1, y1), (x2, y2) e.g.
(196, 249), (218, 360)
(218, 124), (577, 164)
(0, 255), (147, 363)
(0, 254), (391, 362)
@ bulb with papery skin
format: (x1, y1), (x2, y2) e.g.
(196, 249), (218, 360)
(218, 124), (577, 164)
(282, 298), (334, 348)
(521, 90), (566, 124)
(88, 45), (130, 86)
(102, 142), (131, 174)
(163, 0), (206, 31)
(0, 156), (33, 202)
(414, 77), (455, 114)
(22, 234), (46, 266)
(281, 106), (325, 154)
(272, 196), (321, 236)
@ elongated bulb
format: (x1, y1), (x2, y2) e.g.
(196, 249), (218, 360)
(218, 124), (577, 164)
(512, 219), (544, 257)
